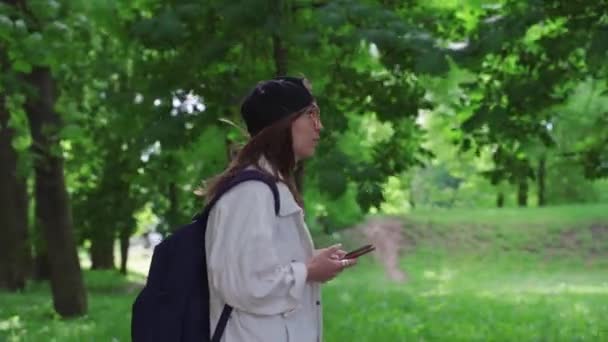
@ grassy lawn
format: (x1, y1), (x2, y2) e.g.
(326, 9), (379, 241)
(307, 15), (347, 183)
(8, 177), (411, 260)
(407, 203), (608, 228)
(324, 252), (608, 341)
(0, 271), (142, 342)
(1, 204), (607, 341)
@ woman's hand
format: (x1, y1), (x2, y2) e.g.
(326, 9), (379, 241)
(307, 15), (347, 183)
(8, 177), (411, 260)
(330, 249), (347, 260)
(306, 244), (357, 283)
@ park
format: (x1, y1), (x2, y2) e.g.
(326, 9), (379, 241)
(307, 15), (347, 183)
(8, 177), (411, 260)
(1, 0), (607, 341)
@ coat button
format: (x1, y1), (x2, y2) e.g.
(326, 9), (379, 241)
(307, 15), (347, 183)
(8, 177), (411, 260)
(316, 300), (320, 305)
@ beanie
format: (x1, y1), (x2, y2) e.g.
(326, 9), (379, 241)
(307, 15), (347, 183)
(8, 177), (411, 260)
(241, 76), (314, 136)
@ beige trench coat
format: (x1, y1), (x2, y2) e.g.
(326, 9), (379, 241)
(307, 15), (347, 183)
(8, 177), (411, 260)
(205, 165), (322, 342)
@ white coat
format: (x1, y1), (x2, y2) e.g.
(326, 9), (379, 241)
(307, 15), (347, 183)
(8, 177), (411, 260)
(205, 164), (322, 342)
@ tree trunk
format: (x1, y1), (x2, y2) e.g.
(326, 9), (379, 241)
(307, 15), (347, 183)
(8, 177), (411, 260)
(119, 227), (130, 275)
(33, 249), (50, 280)
(31, 209), (51, 281)
(90, 233), (115, 270)
(537, 155), (546, 206)
(15, 172), (34, 278)
(496, 192), (505, 208)
(14, 171), (32, 279)
(31, 219), (51, 280)
(0, 94), (29, 291)
(517, 178), (528, 207)
(24, 67), (87, 317)
(272, 34), (288, 76)
(408, 176), (416, 209)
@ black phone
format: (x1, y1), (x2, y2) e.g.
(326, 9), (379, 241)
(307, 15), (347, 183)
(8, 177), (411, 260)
(343, 244), (375, 259)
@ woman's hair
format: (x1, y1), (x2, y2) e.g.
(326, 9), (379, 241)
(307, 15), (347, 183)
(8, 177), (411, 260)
(200, 105), (312, 208)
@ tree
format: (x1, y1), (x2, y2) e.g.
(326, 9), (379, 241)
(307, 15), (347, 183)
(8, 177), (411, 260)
(123, 0), (443, 221)
(0, 92), (30, 291)
(1, 0), (87, 315)
(448, 0), (608, 205)
(24, 67), (87, 316)
(0, 0), (31, 293)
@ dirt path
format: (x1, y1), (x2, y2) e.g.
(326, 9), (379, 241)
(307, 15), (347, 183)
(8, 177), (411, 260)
(347, 216), (410, 283)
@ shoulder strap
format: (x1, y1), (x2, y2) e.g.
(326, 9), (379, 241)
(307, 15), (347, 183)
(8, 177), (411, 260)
(193, 169), (281, 224)
(211, 306), (233, 342)
(213, 169), (280, 215)
(200, 169), (281, 342)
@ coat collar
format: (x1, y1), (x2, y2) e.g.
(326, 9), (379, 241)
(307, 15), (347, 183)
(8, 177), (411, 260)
(249, 157), (302, 217)
(252, 157), (315, 254)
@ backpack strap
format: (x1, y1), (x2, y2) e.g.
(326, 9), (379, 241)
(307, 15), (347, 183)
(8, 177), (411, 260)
(193, 169), (281, 223)
(211, 305), (233, 342)
(212, 169), (280, 215)
(201, 169), (281, 342)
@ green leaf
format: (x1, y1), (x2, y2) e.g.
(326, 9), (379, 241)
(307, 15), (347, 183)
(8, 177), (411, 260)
(0, 14), (12, 39)
(587, 26), (608, 69)
(12, 59), (32, 73)
(61, 124), (85, 140)
(28, 0), (61, 20)
(22, 32), (45, 59)
(318, 168), (348, 199)
(415, 49), (450, 75)
(13, 19), (26, 35)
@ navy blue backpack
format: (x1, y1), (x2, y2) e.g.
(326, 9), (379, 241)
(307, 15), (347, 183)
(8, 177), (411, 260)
(131, 170), (280, 342)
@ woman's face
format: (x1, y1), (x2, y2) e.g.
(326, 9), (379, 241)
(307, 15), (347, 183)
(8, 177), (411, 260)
(291, 103), (323, 160)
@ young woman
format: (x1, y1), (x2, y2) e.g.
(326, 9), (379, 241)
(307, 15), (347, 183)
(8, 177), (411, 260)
(204, 76), (356, 342)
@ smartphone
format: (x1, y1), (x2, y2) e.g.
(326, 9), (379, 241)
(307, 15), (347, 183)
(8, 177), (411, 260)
(343, 244), (375, 259)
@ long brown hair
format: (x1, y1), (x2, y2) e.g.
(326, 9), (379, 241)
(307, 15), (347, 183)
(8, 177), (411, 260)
(201, 106), (310, 207)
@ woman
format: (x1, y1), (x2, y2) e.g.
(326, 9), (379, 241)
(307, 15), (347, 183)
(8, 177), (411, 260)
(204, 76), (356, 342)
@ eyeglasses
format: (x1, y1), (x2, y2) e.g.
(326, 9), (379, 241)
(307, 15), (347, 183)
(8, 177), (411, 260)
(304, 104), (323, 130)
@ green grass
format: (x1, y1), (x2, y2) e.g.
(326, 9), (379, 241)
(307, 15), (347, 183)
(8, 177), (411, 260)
(1, 204), (607, 341)
(324, 253), (608, 341)
(0, 271), (142, 342)
(401, 203), (608, 260)
(407, 203), (608, 228)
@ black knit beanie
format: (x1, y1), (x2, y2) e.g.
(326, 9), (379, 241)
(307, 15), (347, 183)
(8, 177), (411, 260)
(241, 76), (314, 136)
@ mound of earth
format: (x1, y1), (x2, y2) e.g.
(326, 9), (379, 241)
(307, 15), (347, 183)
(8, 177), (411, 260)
(342, 216), (413, 283)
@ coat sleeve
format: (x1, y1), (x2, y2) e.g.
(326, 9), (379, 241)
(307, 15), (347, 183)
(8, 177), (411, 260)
(205, 181), (308, 316)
